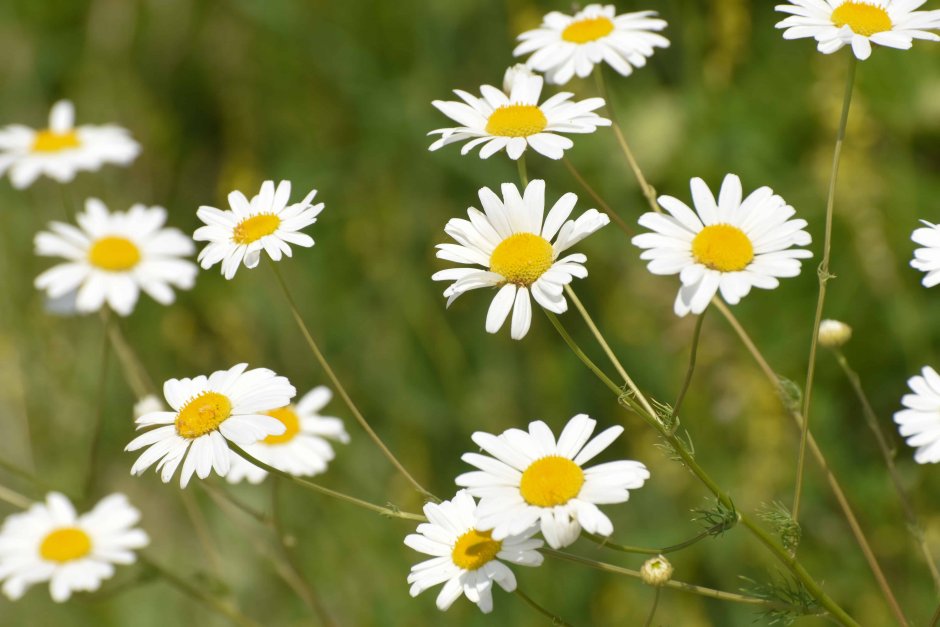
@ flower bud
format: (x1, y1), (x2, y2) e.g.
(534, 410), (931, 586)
(503, 64), (536, 94)
(818, 319), (852, 348)
(640, 555), (673, 587)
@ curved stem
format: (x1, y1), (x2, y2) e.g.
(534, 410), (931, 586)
(84, 310), (112, 502)
(513, 587), (574, 627)
(672, 310), (706, 421)
(584, 523), (719, 556)
(643, 587), (661, 627)
(105, 314), (156, 398)
(795, 55), (857, 522)
(561, 157), (633, 236)
(517, 155), (529, 187)
(269, 263), (435, 501)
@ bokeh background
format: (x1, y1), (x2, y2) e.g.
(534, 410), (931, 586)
(0, 0), (939, 625)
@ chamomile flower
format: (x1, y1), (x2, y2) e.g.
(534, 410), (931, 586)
(428, 68), (609, 160)
(632, 174), (813, 317)
(226, 386), (349, 484)
(775, 0), (940, 60)
(455, 414), (649, 549)
(194, 180), (323, 280)
(404, 490), (543, 614)
(0, 493), (148, 602)
(894, 366), (940, 463)
(125, 363), (296, 488)
(433, 179), (609, 340)
(0, 100), (139, 189)
(34, 199), (197, 316)
(514, 5), (670, 85)
(911, 220), (940, 287)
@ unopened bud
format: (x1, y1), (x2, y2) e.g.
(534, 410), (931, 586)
(818, 319), (852, 348)
(640, 555), (673, 587)
(503, 64), (536, 94)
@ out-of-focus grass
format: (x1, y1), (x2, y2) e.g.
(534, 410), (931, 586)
(0, 0), (938, 625)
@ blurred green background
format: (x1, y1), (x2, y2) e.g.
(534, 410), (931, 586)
(1, 0), (939, 624)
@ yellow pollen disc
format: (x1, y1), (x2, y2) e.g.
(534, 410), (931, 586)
(262, 406), (301, 445)
(451, 529), (502, 571)
(40, 527), (92, 563)
(87, 236), (141, 272)
(485, 105), (547, 138)
(519, 456), (585, 507)
(831, 2), (892, 36)
(175, 391), (233, 439)
(561, 16), (615, 43)
(31, 129), (81, 153)
(232, 214), (281, 245)
(691, 224), (754, 273)
(489, 233), (554, 286)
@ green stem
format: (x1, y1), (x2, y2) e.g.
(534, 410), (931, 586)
(84, 309), (112, 502)
(672, 309), (707, 422)
(643, 587), (661, 627)
(0, 483), (31, 509)
(517, 154), (529, 187)
(795, 55), (857, 523)
(560, 157), (634, 236)
(584, 520), (723, 556)
(513, 587), (574, 627)
(105, 314), (156, 398)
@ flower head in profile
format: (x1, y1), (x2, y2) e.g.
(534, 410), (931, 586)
(894, 366), (940, 463)
(775, 0), (940, 60)
(428, 68), (609, 160)
(514, 4), (669, 85)
(0, 493), (148, 602)
(34, 199), (197, 316)
(125, 363), (296, 487)
(632, 174), (813, 317)
(226, 386), (349, 484)
(910, 220), (940, 287)
(456, 414), (649, 549)
(404, 490), (543, 614)
(0, 100), (139, 189)
(194, 180), (323, 280)
(433, 179), (609, 340)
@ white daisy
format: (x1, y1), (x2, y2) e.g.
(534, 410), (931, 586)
(911, 220), (940, 286)
(894, 366), (940, 463)
(433, 179), (609, 340)
(632, 174), (813, 317)
(455, 414), (649, 549)
(0, 492), (149, 602)
(125, 363), (296, 488)
(513, 4), (670, 85)
(404, 490), (543, 614)
(0, 100), (140, 189)
(775, 0), (940, 60)
(226, 386), (349, 484)
(34, 198), (198, 316)
(194, 180), (323, 280)
(428, 68), (610, 160)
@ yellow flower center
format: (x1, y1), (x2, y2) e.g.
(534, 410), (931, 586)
(262, 406), (301, 445)
(519, 456), (585, 507)
(561, 16), (615, 43)
(175, 391), (233, 439)
(451, 529), (502, 571)
(31, 129), (81, 153)
(489, 233), (554, 286)
(233, 214), (281, 245)
(691, 224), (754, 272)
(831, 2), (892, 36)
(87, 236), (141, 272)
(485, 105), (547, 138)
(40, 527), (92, 563)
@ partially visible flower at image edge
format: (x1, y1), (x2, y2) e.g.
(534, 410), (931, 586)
(894, 365), (940, 464)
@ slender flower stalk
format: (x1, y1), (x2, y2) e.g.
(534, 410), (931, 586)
(0, 484), (31, 509)
(672, 310), (707, 421)
(795, 55), (858, 523)
(516, 154), (528, 187)
(84, 309), (112, 501)
(643, 588), (662, 627)
(584, 518), (728, 556)
(269, 264), (435, 501)
(513, 588), (573, 627)
(561, 157), (634, 235)
(104, 314), (155, 398)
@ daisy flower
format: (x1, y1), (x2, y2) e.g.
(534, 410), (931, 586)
(514, 5), (670, 85)
(0, 100), (140, 189)
(894, 366), (940, 463)
(0, 492), (148, 602)
(632, 174), (813, 317)
(194, 180), (323, 280)
(34, 198), (198, 316)
(911, 220), (940, 287)
(433, 179), (608, 340)
(775, 0), (940, 60)
(455, 414), (649, 549)
(404, 490), (543, 614)
(125, 363), (296, 488)
(226, 386), (349, 484)
(428, 67), (610, 160)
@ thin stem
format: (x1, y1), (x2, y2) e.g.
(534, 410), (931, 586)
(795, 55), (857, 522)
(0, 483), (31, 509)
(930, 602), (940, 627)
(269, 263), (434, 501)
(179, 490), (224, 579)
(229, 443), (425, 522)
(834, 350), (940, 593)
(513, 587), (574, 627)
(584, 523), (720, 556)
(105, 314), (156, 398)
(643, 587), (661, 627)
(561, 157), (633, 236)
(517, 155), (529, 187)
(84, 309), (112, 502)
(672, 310), (706, 421)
